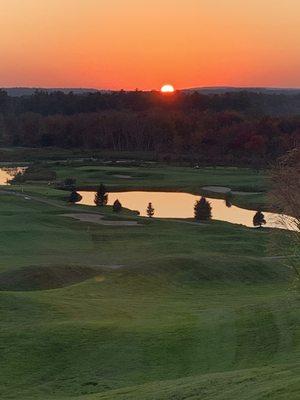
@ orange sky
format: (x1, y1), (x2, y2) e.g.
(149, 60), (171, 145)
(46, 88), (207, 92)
(1, 0), (300, 90)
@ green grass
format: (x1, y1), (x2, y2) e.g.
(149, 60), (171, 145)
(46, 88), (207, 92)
(12, 162), (270, 210)
(0, 189), (299, 400)
(53, 164), (268, 192)
(0, 147), (155, 163)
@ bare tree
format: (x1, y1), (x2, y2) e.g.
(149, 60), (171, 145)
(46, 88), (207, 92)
(270, 148), (300, 278)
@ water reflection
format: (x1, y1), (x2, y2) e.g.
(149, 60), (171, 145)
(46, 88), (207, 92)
(0, 167), (25, 185)
(79, 190), (296, 230)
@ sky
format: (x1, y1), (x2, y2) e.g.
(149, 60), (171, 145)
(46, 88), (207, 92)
(0, 0), (300, 90)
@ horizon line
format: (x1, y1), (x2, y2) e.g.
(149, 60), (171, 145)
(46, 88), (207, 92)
(2, 85), (300, 91)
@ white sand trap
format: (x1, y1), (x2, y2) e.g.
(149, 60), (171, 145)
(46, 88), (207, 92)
(202, 186), (231, 194)
(61, 213), (139, 226)
(114, 174), (132, 179)
(202, 186), (261, 195)
(231, 190), (261, 195)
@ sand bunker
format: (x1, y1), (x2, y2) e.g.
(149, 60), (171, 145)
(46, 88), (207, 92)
(202, 186), (231, 194)
(231, 190), (261, 195)
(113, 174), (132, 179)
(202, 186), (260, 195)
(61, 213), (139, 226)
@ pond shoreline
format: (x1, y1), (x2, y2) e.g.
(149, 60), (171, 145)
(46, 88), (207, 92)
(75, 185), (268, 213)
(76, 189), (293, 230)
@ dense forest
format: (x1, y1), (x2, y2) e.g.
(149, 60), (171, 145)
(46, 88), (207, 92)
(0, 89), (299, 165)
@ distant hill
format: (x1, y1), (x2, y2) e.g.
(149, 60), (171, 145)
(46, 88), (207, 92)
(1, 87), (103, 96)
(2, 86), (300, 97)
(182, 86), (300, 95)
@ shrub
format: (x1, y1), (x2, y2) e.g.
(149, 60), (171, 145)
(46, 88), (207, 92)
(113, 199), (122, 213)
(194, 197), (212, 221)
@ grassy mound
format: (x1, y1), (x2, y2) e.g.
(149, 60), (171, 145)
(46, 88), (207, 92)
(71, 363), (300, 400)
(131, 255), (291, 284)
(0, 265), (101, 291)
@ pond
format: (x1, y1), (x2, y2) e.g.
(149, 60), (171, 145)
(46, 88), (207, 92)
(0, 167), (26, 185)
(79, 190), (296, 230)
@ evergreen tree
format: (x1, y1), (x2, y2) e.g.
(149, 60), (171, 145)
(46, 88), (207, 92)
(194, 197), (212, 221)
(253, 210), (266, 228)
(68, 190), (82, 204)
(94, 184), (108, 206)
(113, 199), (122, 213)
(146, 202), (155, 218)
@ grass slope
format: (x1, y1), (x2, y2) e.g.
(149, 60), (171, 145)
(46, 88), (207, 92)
(0, 190), (299, 400)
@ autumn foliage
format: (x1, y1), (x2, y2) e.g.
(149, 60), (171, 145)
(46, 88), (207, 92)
(0, 90), (299, 166)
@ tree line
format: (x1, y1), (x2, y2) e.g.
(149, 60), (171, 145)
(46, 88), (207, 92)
(1, 89), (300, 115)
(0, 89), (299, 165)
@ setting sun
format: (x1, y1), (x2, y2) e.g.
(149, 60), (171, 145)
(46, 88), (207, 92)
(161, 84), (175, 93)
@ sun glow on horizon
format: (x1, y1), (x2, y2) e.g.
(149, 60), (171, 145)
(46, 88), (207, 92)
(161, 84), (175, 93)
(0, 1), (300, 89)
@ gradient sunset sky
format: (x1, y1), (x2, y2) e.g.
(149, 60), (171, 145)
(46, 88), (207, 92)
(1, 0), (300, 90)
